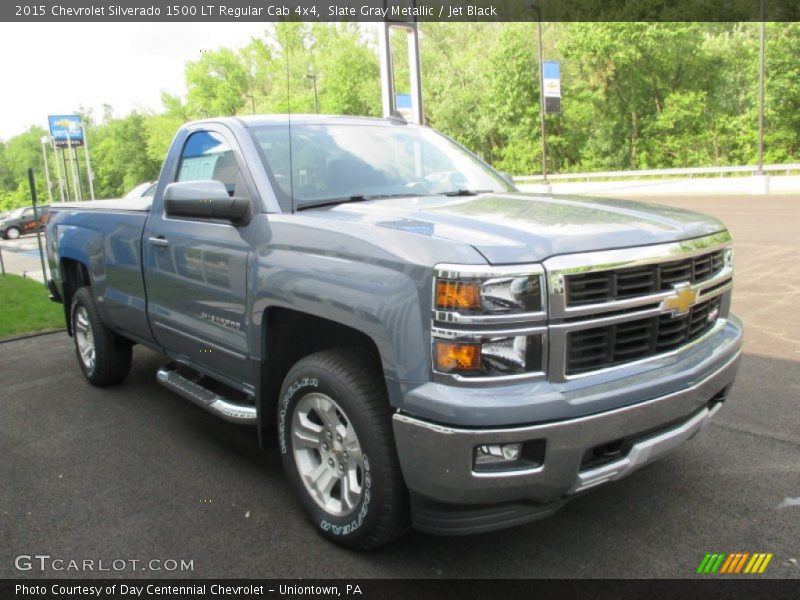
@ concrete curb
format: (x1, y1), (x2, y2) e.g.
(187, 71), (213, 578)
(0, 328), (66, 344)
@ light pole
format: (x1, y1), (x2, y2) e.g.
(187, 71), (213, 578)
(304, 72), (319, 113)
(530, 3), (548, 184)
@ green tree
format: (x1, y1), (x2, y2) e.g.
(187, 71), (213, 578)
(185, 47), (250, 117)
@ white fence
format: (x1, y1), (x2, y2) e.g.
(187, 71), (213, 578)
(513, 163), (800, 196)
(514, 163), (800, 183)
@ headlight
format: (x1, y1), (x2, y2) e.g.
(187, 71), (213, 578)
(433, 264), (545, 320)
(433, 332), (545, 377)
(432, 264), (547, 382)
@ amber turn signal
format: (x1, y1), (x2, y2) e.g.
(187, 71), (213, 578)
(434, 341), (481, 372)
(436, 280), (481, 310)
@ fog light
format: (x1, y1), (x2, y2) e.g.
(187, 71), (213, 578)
(473, 440), (546, 473)
(478, 443), (521, 461)
(474, 443), (523, 471)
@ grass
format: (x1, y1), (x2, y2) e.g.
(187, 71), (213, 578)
(0, 274), (64, 339)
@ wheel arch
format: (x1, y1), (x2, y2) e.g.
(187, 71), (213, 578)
(60, 258), (90, 335)
(258, 306), (390, 448)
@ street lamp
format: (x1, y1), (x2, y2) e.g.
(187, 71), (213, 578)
(304, 72), (319, 114)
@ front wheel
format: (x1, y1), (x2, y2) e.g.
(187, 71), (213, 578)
(4, 226), (20, 240)
(278, 349), (409, 550)
(71, 286), (132, 386)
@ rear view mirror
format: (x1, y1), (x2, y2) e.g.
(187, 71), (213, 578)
(163, 181), (251, 224)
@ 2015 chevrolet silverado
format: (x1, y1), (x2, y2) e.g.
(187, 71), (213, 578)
(46, 115), (742, 549)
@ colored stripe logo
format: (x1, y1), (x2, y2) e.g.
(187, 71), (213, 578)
(696, 552), (773, 574)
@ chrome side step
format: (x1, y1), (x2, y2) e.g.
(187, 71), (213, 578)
(156, 366), (257, 424)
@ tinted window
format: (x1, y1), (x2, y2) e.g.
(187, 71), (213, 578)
(177, 131), (250, 199)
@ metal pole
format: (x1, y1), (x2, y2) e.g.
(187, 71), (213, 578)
(533, 5), (548, 183)
(756, 0), (766, 175)
(73, 145), (84, 201)
(82, 126), (96, 200)
(0, 244), (5, 276)
(27, 168), (49, 286)
(407, 23), (424, 125)
(60, 145), (71, 201)
(40, 137), (53, 203)
(66, 135), (79, 201)
(378, 22), (395, 118)
(50, 139), (65, 202)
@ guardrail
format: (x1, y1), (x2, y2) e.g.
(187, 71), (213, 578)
(514, 163), (800, 183)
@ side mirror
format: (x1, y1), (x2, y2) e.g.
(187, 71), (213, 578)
(163, 181), (251, 224)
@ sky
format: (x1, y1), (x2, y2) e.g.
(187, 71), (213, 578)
(0, 22), (274, 141)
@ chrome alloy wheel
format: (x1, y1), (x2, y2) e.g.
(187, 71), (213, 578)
(74, 306), (96, 372)
(291, 392), (365, 517)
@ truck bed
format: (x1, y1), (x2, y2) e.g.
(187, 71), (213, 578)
(48, 198), (153, 344)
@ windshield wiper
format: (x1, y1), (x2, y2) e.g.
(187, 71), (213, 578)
(438, 189), (493, 197)
(296, 193), (423, 211)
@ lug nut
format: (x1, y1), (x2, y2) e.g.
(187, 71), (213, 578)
(328, 458), (334, 467)
(326, 430), (332, 439)
(322, 443), (329, 451)
(336, 434), (343, 443)
(338, 464), (344, 473)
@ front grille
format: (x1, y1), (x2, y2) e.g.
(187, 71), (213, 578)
(566, 296), (722, 375)
(565, 250), (725, 306)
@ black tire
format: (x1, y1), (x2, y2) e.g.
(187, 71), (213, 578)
(278, 348), (409, 550)
(4, 226), (20, 240)
(70, 286), (132, 386)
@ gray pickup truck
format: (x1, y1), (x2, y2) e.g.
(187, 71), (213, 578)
(46, 115), (742, 549)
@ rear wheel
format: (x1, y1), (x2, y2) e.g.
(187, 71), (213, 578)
(278, 349), (409, 549)
(71, 286), (132, 386)
(4, 226), (20, 240)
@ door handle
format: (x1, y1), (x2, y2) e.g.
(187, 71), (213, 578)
(148, 236), (169, 248)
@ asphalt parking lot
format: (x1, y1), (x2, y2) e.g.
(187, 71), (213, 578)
(1, 194), (798, 579)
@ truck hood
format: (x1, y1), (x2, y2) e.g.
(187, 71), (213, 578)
(301, 192), (726, 264)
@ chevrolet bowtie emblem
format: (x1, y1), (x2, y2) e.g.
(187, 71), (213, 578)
(662, 282), (699, 316)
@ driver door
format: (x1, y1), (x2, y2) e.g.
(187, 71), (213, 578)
(143, 127), (257, 391)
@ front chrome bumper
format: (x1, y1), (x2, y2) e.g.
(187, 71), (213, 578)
(393, 347), (741, 512)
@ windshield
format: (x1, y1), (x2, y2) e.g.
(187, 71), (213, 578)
(5, 207), (25, 219)
(248, 123), (514, 210)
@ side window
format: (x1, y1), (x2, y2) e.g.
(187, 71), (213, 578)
(22, 208), (35, 218)
(177, 131), (250, 199)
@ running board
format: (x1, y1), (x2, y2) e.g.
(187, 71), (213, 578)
(156, 366), (257, 424)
